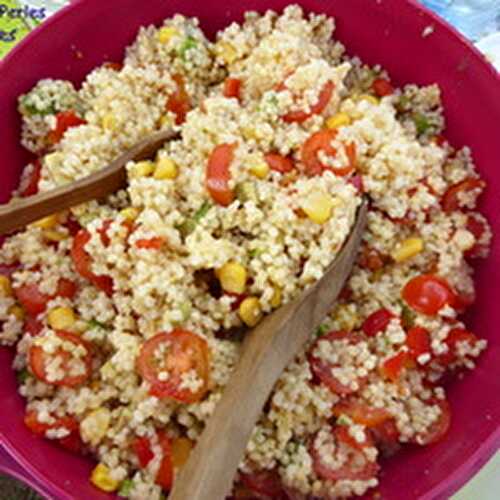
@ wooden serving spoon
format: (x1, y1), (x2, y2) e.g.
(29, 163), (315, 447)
(0, 129), (178, 235)
(170, 200), (368, 500)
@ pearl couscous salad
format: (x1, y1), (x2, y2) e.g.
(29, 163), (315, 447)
(0, 6), (491, 499)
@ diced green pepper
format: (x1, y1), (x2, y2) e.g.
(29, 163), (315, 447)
(87, 319), (112, 331)
(178, 36), (198, 60)
(16, 368), (30, 384)
(413, 112), (432, 135)
(118, 479), (134, 498)
(315, 324), (329, 337)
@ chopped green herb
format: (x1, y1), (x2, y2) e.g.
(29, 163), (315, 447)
(248, 248), (264, 258)
(177, 201), (212, 237)
(336, 414), (351, 426)
(396, 95), (411, 111)
(16, 368), (30, 384)
(87, 319), (112, 331)
(315, 324), (329, 337)
(193, 201), (212, 222)
(178, 36), (198, 60)
(118, 479), (134, 498)
(413, 112), (432, 135)
(401, 304), (416, 329)
(19, 96), (56, 116)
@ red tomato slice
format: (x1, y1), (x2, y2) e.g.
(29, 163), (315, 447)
(20, 160), (42, 197)
(309, 331), (366, 395)
(312, 426), (379, 481)
(370, 419), (401, 457)
(47, 111), (86, 145)
(56, 278), (78, 299)
(206, 143), (235, 206)
(333, 400), (393, 428)
(15, 283), (50, 316)
(240, 468), (284, 498)
(402, 274), (456, 316)
(301, 129), (337, 176)
(413, 399), (451, 445)
(372, 78), (394, 97)
(135, 237), (164, 250)
(406, 326), (431, 360)
(97, 220), (112, 247)
(441, 178), (485, 212)
(362, 308), (394, 337)
(465, 215), (488, 259)
(166, 74), (191, 125)
(137, 330), (210, 403)
(283, 81), (334, 123)
(29, 331), (92, 387)
(380, 351), (412, 382)
(264, 153), (294, 174)
(223, 78), (242, 100)
(156, 432), (174, 491)
(133, 436), (155, 468)
(437, 328), (479, 366)
(25, 315), (43, 336)
(358, 245), (386, 271)
(71, 229), (114, 295)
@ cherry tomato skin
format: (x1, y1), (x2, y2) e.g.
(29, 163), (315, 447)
(414, 400), (451, 445)
(15, 283), (50, 316)
(137, 330), (210, 403)
(442, 178), (484, 212)
(438, 328), (479, 365)
(20, 160), (42, 197)
(362, 309), (394, 337)
(372, 78), (394, 97)
(156, 432), (174, 491)
(402, 274), (456, 316)
(301, 129), (337, 176)
(166, 74), (191, 125)
(135, 237), (164, 250)
(206, 143), (235, 206)
(47, 111), (86, 144)
(332, 400), (393, 428)
(406, 326), (431, 360)
(133, 436), (154, 468)
(264, 153), (294, 174)
(56, 278), (78, 300)
(465, 215), (488, 259)
(283, 81), (334, 123)
(380, 351), (411, 382)
(29, 331), (92, 387)
(240, 469), (284, 497)
(223, 78), (242, 100)
(25, 315), (43, 336)
(359, 246), (385, 271)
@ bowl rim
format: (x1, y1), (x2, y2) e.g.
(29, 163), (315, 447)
(0, 1), (499, 499)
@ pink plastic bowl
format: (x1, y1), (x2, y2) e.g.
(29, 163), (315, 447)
(0, 0), (499, 498)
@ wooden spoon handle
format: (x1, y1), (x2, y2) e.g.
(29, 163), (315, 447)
(0, 129), (177, 235)
(170, 201), (367, 500)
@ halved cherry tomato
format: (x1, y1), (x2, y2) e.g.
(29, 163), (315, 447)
(311, 426), (379, 481)
(25, 315), (43, 336)
(223, 78), (242, 100)
(309, 331), (367, 395)
(406, 326), (431, 360)
(402, 274), (456, 316)
(380, 351), (412, 382)
(332, 400), (393, 428)
(437, 328), (479, 366)
(166, 74), (191, 125)
(24, 410), (83, 453)
(29, 331), (92, 387)
(156, 432), (174, 490)
(71, 229), (114, 295)
(240, 468), (284, 498)
(465, 214), (489, 259)
(362, 308), (394, 337)
(301, 129), (336, 176)
(56, 278), (78, 300)
(15, 283), (50, 316)
(137, 329), (210, 403)
(206, 143), (235, 206)
(370, 419), (401, 457)
(264, 153), (294, 174)
(47, 111), (86, 145)
(442, 178), (485, 212)
(413, 399), (451, 445)
(372, 78), (394, 97)
(283, 81), (334, 123)
(133, 436), (155, 468)
(20, 160), (42, 197)
(135, 237), (164, 250)
(358, 245), (386, 271)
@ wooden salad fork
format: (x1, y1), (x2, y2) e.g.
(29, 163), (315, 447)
(170, 200), (368, 500)
(0, 129), (178, 235)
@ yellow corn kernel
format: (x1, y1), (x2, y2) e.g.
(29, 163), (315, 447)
(270, 287), (282, 308)
(154, 157), (178, 180)
(101, 113), (117, 131)
(32, 214), (58, 230)
(90, 464), (119, 493)
(215, 41), (237, 64)
(249, 161), (270, 180)
(130, 161), (155, 178)
(391, 237), (424, 263)
(301, 192), (335, 224)
(239, 297), (263, 327)
(120, 207), (140, 221)
(334, 304), (358, 331)
(359, 94), (379, 105)
(218, 262), (247, 294)
(0, 275), (12, 297)
(48, 307), (76, 330)
(158, 26), (178, 44)
(171, 437), (194, 469)
(44, 229), (68, 242)
(159, 114), (174, 128)
(81, 408), (111, 446)
(9, 305), (25, 321)
(326, 112), (352, 130)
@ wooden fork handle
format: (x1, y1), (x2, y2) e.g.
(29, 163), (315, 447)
(169, 202), (367, 500)
(0, 129), (177, 235)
